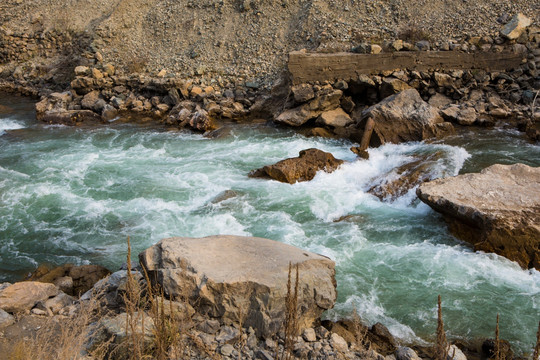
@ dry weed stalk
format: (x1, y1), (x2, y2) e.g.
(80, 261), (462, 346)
(494, 314), (500, 360)
(436, 295), (448, 360)
(120, 236), (149, 360)
(279, 262), (299, 360)
(352, 307), (370, 351)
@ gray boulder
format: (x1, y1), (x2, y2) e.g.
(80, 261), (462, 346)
(139, 235), (337, 338)
(361, 89), (454, 146)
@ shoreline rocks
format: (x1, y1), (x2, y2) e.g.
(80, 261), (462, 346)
(417, 163), (540, 270)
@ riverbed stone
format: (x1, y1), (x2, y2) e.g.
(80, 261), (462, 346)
(361, 89), (454, 146)
(0, 282), (59, 313)
(396, 347), (421, 360)
(330, 333), (348, 353)
(379, 78), (412, 98)
(417, 163), (540, 270)
(0, 308), (15, 329)
(316, 108), (353, 128)
(292, 83), (315, 103)
(500, 13), (532, 40)
(447, 344), (467, 360)
(139, 235), (337, 338)
(249, 148), (344, 184)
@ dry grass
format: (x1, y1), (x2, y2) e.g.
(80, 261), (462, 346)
(5, 287), (111, 360)
(533, 320), (540, 360)
(274, 262), (299, 360)
(352, 308), (370, 351)
(126, 56), (149, 74)
(435, 295), (448, 360)
(397, 24), (430, 42)
(494, 314), (501, 360)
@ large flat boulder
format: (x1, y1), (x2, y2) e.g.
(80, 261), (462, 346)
(139, 235), (337, 338)
(361, 89), (454, 146)
(0, 282), (59, 313)
(249, 148), (344, 184)
(417, 163), (540, 270)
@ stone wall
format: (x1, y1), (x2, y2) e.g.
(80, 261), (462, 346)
(0, 29), (75, 63)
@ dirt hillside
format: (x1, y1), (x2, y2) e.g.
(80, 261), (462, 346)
(1, 0), (538, 85)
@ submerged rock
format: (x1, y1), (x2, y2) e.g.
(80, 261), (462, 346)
(417, 163), (540, 270)
(368, 152), (443, 201)
(249, 148), (344, 184)
(361, 89), (454, 146)
(139, 235), (337, 338)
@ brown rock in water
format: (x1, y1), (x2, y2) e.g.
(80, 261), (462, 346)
(40, 110), (103, 125)
(417, 163), (540, 270)
(249, 148), (344, 184)
(0, 104), (13, 114)
(139, 235), (336, 338)
(361, 89), (454, 146)
(188, 109), (215, 132)
(0, 282), (59, 313)
(368, 152), (443, 201)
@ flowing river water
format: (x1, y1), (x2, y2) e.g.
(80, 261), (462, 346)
(1, 92), (539, 354)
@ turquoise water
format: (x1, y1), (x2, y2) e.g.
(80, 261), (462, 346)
(0, 93), (539, 354)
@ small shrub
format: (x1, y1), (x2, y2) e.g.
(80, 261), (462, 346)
(398, 24), (430, 42)
(126, 56), (148, 74)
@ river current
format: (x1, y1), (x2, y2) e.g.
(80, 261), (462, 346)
(0, 93), (539, 354)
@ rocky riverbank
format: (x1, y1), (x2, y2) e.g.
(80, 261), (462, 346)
(0, 13), (537, 146)
(418, 163), (540, 271)
(0, 235), (519, 360)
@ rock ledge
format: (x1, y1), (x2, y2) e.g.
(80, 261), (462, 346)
(417, 163), (540, 269)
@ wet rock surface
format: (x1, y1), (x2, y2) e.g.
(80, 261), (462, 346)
(368, 152), (444, 201)
(249, 148), (344, 184)
(417, 163), (540, 270)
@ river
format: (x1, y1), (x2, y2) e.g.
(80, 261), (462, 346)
(0, 92), (539, 354)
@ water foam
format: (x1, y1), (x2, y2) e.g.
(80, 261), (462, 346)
(0, 122), (538, 353)
(0, 118), (25, 135)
